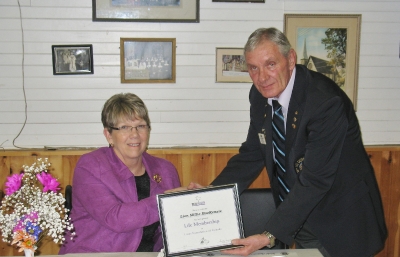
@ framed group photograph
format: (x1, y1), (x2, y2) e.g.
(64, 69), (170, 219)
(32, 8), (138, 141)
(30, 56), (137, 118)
(51, 44), (93, 75)
(216, 48), (252, 83)
(284, 14), (361, 109)
(120, 38), (176, 83)
(93, 0), (199, 23)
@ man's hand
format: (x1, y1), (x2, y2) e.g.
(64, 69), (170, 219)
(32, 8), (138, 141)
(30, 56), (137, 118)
(221, 234), (270, 256)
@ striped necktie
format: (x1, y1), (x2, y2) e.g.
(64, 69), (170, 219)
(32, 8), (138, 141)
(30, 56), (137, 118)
(272, 100), (290, 201)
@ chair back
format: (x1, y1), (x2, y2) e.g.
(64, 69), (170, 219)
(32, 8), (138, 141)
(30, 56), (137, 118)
(239, 188), (287, 249)
(65, 185), (72, 215)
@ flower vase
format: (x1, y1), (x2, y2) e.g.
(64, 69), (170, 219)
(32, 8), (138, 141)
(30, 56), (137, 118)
(24, 249), (34, 257)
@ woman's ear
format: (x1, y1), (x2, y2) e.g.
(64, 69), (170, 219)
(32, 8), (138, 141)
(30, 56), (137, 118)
(103, 128), (112, 145)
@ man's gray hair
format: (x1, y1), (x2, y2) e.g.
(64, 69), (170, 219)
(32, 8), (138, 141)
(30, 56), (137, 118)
(244, 27), (292, 57)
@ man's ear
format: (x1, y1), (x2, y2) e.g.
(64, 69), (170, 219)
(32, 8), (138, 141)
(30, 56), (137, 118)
(288, 49), (297, 70)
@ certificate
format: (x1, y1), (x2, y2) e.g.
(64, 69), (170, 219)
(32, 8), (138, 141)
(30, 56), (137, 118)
(157, 184), (244, 257)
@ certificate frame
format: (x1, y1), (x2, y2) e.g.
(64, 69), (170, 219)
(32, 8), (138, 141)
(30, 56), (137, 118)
(284, 14), (361, 110)
(157, 184), (244, 257)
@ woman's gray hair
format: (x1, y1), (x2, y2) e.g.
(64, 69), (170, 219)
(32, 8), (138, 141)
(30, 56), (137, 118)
(244, 27), (292, 57)
(101, 93), (150, 133)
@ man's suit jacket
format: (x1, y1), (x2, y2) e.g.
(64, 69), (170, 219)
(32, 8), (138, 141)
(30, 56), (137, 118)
(212, 65), (387, 256)
(59, 147), (181, 254)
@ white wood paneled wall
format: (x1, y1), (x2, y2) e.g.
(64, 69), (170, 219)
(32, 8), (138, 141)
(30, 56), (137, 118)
(0, 0), (399, 150)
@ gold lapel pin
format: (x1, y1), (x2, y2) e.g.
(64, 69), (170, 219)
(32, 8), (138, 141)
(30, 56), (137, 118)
(292, 110), (299, 129)
(153, 174), (162, 183)
(295, 157), (305, 173)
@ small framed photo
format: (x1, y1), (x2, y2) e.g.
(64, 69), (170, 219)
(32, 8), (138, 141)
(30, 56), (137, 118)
(93, 0), (199, 23)
(212, 0), (264, 2)
(216, 48), (251, 83)
(120, 38), (176, 83)
(284, 14), (361, 110)
(52, 45), (93, 75)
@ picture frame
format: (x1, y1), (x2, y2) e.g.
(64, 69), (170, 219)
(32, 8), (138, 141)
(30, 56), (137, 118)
(215, 48), (252, 83)
(157, 184), (244, 257)
(212, 0), (264, 2)
(120, 38), (176, 83)
(51, 45), (94, 75)
(284, 14), (361, 109)
(93, 0), (199, 23)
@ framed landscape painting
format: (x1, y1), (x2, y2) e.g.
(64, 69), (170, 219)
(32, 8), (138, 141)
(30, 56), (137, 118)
(284, 14), (361, 109)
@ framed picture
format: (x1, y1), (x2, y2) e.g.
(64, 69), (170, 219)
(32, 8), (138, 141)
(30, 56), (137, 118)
(212, 0), (264, 2)
(284, 14), (361, 109)
(52, 45), (93, 75)
(93, 0), (199, 23)
(216, 48), (251, 83)
(120, 38), (176, 83)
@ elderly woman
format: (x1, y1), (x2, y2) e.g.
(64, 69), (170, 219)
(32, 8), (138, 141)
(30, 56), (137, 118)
(59, 93), (181, 253)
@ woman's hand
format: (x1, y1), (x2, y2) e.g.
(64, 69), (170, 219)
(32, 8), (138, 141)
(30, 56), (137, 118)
(187, 182), (204, 190)
(164, 182), (204, 193)
(164, 186), (187, 193)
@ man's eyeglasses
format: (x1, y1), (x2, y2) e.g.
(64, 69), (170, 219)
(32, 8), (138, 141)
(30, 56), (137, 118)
(109, 125), (150, 134)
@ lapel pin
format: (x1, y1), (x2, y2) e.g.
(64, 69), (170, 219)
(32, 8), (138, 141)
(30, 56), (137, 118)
(295, 157), (305, 173)
(153, 174), (162, 183)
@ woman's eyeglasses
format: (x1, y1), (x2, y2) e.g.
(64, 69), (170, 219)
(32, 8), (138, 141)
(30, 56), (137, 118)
(109, 125), (150, 134)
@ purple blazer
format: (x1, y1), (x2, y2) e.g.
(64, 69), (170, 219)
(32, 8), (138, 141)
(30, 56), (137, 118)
(59, 147), (181, 254)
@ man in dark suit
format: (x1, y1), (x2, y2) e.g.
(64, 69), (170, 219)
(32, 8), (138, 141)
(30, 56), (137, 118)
(211, 28), (387, 257)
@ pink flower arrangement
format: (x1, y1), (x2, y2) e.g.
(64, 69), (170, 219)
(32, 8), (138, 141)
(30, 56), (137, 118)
(0, 158), (74, 254)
